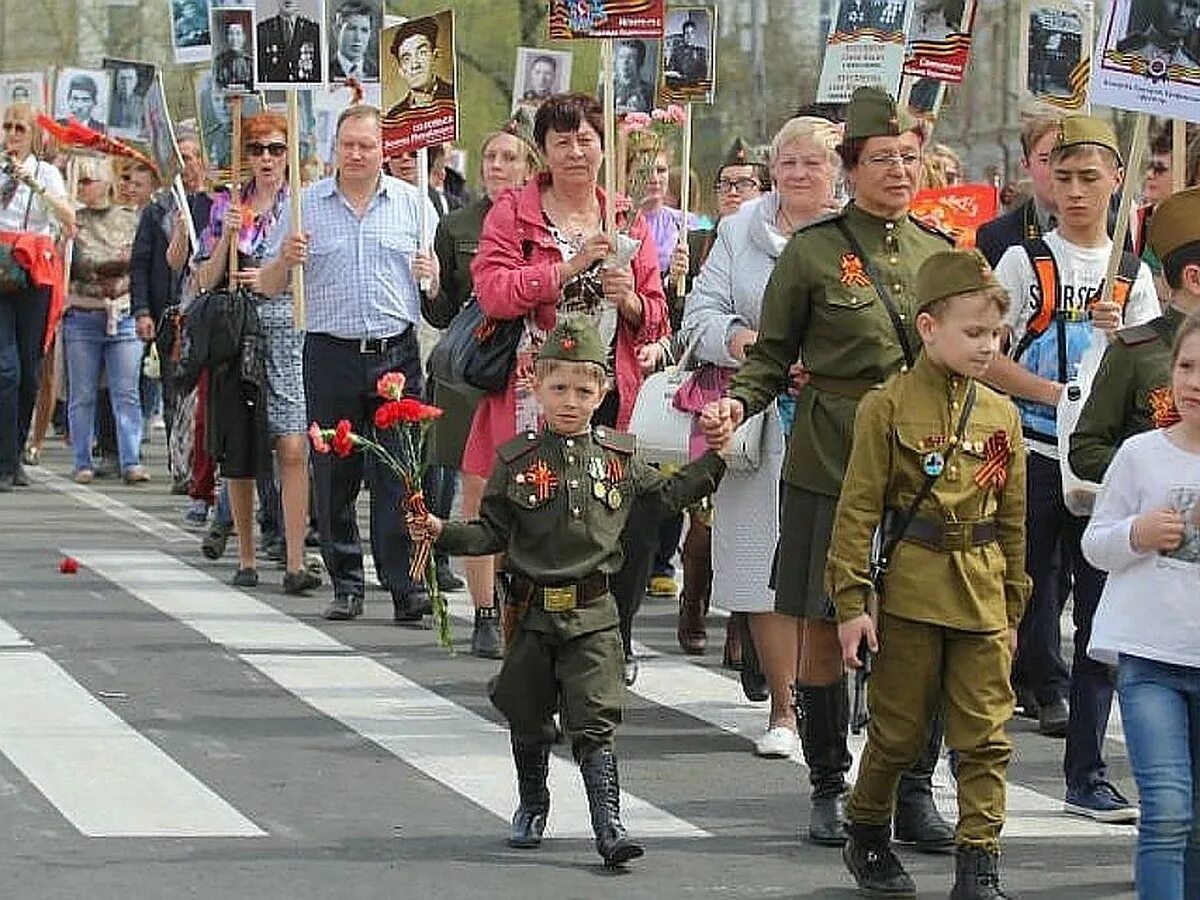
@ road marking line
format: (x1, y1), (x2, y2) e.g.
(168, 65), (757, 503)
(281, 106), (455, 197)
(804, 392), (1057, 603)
(0, 651), (263, 837)
(0, 618), (31, 647)
(29, 468), (194, 544)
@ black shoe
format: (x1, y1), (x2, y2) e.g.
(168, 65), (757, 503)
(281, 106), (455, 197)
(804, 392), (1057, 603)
(809, 792), (849, 846)
(1038, 698), (1069, 738)
(1013, 684), (1039, 719)
(323, 595), (360, 620)
(436, 561), (465, 592)
(283, 569), (321, 595)
(471, 607), (503, 659)
(393, 589), (431, 623)
(623, 656), (639, 687)
(579, 748), (644, 867)
(950, 846), (1009, 899)
(231, 567), (258, 588)
(202, 522), (232, 560)
(12, 463), (29, 487)
(0, 474), (13, 493)
(509, 740), (550, 849)
(738, 614), (769, 701)
(842, 823), (916, 896)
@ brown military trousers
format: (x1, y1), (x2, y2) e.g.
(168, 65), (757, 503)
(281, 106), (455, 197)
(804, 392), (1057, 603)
(846, 612), (1014, 851)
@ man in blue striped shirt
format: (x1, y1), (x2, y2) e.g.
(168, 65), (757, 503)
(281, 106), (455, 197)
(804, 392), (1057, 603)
(261, 104), (441, 623)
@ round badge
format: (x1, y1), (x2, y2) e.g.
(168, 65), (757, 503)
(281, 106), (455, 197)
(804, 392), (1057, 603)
(593, 480), (607, 500)
(607, 487), (623, 510)
(922, 451), (945, 477)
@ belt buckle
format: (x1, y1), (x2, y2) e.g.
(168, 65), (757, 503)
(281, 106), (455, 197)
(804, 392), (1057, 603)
(357, 338), (373, 354)
(542, 585), (577, 612)
(942, 521), (968, 551)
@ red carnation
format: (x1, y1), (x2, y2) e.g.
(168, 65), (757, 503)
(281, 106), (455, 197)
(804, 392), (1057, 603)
(331, 419), (356, 457)
(376, 371), (406, 401)
(308, 422), (331, 454)
(59, 556), (79, 574)
(374, 400), (402, 430)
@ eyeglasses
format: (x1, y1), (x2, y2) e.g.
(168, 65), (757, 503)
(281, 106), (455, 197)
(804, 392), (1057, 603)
(246, 141), (287, 158)
(863, 152), (921, 169)
(1146, 160), (1170, 174)
(2, 122), (29, 134)
(78, 177), (99, 185)
(714, 177), (760, 193)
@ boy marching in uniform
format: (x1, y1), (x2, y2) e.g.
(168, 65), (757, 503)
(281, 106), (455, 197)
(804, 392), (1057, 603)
(408, 317), (725, 867)
(828, 251), (1031, 898)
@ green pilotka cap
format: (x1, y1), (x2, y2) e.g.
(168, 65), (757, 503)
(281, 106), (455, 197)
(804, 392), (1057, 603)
(842, 86), (918, 142)
(1055, 115), (1123, 164)
(722, 137), (755, 168)
(915, 249), (1001, 313)
(539, 316), (608, 367)
(1149, 185), (1200, 264)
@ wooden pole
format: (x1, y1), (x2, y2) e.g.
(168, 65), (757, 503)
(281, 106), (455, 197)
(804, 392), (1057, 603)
(1100, 112), (1148, 308)
(63, 156), (79, 299)
(674, 103), (693, 297)
(172, 174), (198, 253)
(1173, 118), (1187, 194)
(286, 90), (305, 330)
(228, 95), (242, 288)
(416, 145), (431, 292)
(601, 38), (616, 238)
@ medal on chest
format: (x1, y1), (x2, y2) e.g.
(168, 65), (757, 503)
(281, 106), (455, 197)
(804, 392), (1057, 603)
(922, 450), (946, 477)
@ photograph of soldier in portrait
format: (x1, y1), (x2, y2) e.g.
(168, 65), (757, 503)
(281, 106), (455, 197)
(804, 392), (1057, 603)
(611, 38), (658, 115)
(102, 59), (154, 142)
(1025, 4), (1084, 97)
(194, 70), (262, 168)
(54, 68), (108, 132)
(0, 74), (44, 118)
(383, 14), (455, 118)
(511, 47), (572, 113)
(171, 0), (211, 62)
(255, 0), (323, 88)
(211, 7), (256, 93)
(327, 0), (379, 82)
(663, 10), (710, 88)
(1113, 0), (1200, 70)
(910, 0), (967, 42)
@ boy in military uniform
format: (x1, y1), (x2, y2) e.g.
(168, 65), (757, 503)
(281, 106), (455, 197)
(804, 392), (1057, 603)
(1071, 186), (1200, 482)
(827, 251), (1031, 899)
(409, 317), (726, 867)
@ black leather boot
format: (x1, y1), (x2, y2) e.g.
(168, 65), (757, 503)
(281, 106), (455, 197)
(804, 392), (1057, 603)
(950, 846), (1009, 899)
(842, 822), (916, 897)
(893, 711), (955, 853)
(800, 678), (852, 846)
(738, 613), (768, 702)
(509, 739), (550, 849)
(579, 748), (644, 867)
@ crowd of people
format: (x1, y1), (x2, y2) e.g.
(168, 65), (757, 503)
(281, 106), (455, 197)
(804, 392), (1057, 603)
(1, 79), (1199, 899)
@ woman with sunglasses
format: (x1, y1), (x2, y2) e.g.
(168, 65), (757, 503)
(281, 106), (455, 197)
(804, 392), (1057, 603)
(0, 103), (73, 491)
(192, 111), (319, 595)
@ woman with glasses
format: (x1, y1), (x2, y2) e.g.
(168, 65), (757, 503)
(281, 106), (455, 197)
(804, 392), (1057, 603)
(700, 87), (956, 857)
(0, 103), (73, 491)
(192, 111), (319, 596)
(1134, 127), (1175, 261)
(682, 116), (842, 759)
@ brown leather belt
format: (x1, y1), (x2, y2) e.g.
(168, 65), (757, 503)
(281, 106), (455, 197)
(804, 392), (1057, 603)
(806, 373), (882, 399)
(508, 572), (609, 611)
(897, 515), (999, 552)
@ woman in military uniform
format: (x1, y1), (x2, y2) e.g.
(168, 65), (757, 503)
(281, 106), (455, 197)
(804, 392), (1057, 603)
(700, 86), (955, 850)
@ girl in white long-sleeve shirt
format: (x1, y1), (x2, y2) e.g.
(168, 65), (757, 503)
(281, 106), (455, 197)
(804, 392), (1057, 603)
(1082, 312), (1200, 900)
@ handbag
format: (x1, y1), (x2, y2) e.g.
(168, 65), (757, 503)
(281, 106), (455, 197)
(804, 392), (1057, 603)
(0, 171), (36, 294)
(427, 295), (524, 395)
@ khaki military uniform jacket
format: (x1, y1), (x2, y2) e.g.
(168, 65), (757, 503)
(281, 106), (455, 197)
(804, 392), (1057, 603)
(1068, 305), (1188, 484)
(729, 203), (953, 498)
(825, 357), (1032, 633)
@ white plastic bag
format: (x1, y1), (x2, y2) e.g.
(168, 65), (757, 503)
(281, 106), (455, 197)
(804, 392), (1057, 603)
(1057, 332), (1106, 517)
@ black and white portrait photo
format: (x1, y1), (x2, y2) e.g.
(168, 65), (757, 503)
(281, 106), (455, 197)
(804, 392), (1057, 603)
(102, 58), (155, 142)
(1026, 4), (1085, 97)
(612, 38), (658, 115)
(194, 70), (262, 168)
(212, 6), (255, 93)
(327, 0), (380, 82)
(910, 0), (967, 41)
(256, 0), (324, 88)
(512, 47), (572, 113)
(171, 0), (212, 63)
(54, 67), (108, 132)
(663, 8), (711, 89)
(0, 73), (45, 116)
(1113, 0), (1200, 70)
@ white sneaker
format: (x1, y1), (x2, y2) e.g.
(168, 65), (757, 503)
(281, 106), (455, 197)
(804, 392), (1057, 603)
(754, 725), (799, 759)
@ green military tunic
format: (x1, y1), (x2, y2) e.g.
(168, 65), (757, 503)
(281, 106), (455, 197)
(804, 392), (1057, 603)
(1069, 305), (1189, 484)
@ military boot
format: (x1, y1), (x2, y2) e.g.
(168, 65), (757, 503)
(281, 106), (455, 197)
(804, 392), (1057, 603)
(949, 846), (1009, 899)
(509, 739), (550, 849)
(800, 677), (852, 846)
(894, 711), (955, 853)
(579, 748), (644, 867)
(842, 822), (916, 897)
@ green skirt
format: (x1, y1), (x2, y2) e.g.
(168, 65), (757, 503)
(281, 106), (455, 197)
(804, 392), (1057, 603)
(771, 483), (839, 621)
(426, 380), (477, 469)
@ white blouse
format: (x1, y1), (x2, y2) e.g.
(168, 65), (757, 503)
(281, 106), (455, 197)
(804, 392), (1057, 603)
(0, 154), (67, 236)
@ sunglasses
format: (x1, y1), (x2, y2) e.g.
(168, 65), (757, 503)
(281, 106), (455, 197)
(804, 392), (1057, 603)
(78, 177), (100, 185)
(246, 141), (287, 158)
(2, 121), (29, 134)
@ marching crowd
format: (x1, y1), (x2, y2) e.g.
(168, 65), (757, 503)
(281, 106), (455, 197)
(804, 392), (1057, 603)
(1, 82), (1199, 899)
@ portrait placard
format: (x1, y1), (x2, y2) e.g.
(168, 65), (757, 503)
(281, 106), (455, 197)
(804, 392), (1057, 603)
(381, 10), (458, 156)
(548, 0), (665, 40)
(0, 72), (47, 116)
(327, 0), (381, 83)
(264, 88), (318, 160)
(1089, 0), (1200, 122)
(211, 6), (256, 94)
(102, 58), (156, 142)
(171, 0), (215, 64)
(313, 82), (381, 162)
(144, 72), (183, 183)
(512, 47), (573, 114)
(816, 0), (914, 103)
(605, 38), (660, 115)
(1019, 0), (1093, 113)
(901, 73), (947, 121)
(903, 0), (979, 84)
(194, 70), (263, 169)
(255, 0), (325, 89)
(54, 67), (109, 132)
(659, 6), (716, 104)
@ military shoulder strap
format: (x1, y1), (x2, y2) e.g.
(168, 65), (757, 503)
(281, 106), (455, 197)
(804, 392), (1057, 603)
(497, 432), (541, 465)
(593, 426), (636, 455)
(1115, 320), (1161, 347)
(907, 214), (955, 245)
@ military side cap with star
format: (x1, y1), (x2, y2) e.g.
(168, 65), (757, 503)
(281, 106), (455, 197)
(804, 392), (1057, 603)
(915, 249), (1001, 313)
(1149, 185), (1200, 264)
(722, 137), (754, 168)
(540, 316), (608, 367)
(1055, 115), (1122, 163)
(842, 86), (917, 142)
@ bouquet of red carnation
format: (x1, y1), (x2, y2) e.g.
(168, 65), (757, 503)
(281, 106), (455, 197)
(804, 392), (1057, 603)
(308, 372), (451, 649)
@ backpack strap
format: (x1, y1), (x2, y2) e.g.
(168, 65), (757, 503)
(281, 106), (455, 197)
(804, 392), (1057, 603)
(1012, 236), (1058, 364)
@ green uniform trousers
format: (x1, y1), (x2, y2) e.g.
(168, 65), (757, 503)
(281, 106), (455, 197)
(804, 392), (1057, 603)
(489, 599), (625, 762)
(846, 612), (1014, 851)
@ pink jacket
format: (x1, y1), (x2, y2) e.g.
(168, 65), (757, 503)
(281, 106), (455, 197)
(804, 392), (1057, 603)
(470, 174), (669, 429)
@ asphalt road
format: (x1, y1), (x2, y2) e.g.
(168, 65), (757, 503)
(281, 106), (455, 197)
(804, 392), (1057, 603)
(0, 437), (1137, 899)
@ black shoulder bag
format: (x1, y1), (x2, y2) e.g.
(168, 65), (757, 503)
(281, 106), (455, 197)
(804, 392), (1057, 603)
(835, 219), (916, 369)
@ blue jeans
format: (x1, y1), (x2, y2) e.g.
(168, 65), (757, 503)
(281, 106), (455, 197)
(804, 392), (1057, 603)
(63, 310), (144, 473)
(1118, 654), (1200, 899)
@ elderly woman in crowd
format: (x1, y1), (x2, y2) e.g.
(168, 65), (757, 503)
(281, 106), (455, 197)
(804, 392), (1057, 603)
(192, 111), (318, 595)
(414, 120), (540, 659)
(683, 116), (842, 760)
(0, 102), (73, 491)
(61, 155), (149, 485)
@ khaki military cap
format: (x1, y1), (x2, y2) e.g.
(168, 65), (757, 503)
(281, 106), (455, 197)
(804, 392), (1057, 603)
(1055, 116), (1122, 164)
(843, 86), (918, 142)
(540, 316), (608, 367)
(916, 249), (1001, 312)
(1149, 186), (1200, 264)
